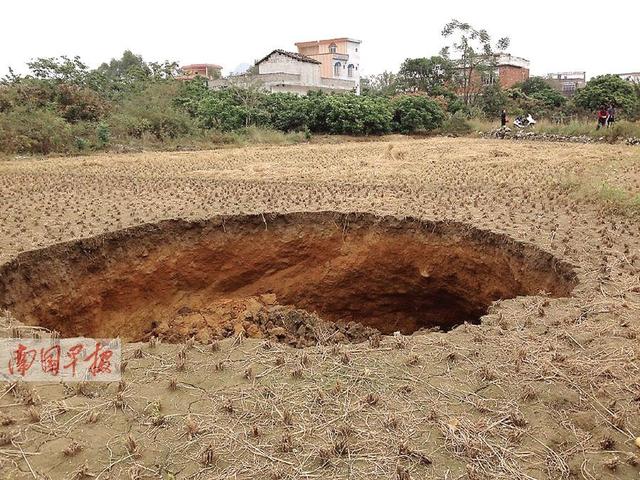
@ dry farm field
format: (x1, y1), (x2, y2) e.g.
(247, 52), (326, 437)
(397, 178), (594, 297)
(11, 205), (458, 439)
(0, 137), (639, 479)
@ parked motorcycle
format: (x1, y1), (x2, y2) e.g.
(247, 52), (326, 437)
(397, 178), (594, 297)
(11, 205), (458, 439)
(514, 114), (536, 128)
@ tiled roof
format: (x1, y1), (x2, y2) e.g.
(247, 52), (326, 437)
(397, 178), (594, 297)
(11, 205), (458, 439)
(181, 64), (222, 70)
(256, 50), (321, 65)
(295, 38), (361, 46)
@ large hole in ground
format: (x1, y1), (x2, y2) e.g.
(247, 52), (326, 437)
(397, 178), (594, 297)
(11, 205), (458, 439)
(0, 212), (577, 343)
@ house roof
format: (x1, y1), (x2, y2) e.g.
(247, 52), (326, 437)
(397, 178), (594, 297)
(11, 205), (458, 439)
(256, 49), (321, 65)
(181, 64), (223, 70)
(295, 38), (362, 47)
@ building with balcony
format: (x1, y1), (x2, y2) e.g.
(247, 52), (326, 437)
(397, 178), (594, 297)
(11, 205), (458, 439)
(209, 47), (359, 95)
(544, 72), (586, 97)
(295, 38), (362, 93)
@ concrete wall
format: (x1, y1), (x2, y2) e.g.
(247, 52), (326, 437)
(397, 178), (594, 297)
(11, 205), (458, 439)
(258, 53), (321, 86)
(320, 77), (357, 91)
(209, 71), (355, 95)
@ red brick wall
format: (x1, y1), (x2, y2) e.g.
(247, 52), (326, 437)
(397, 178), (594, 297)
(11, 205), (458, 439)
(499, 66), (529, 88)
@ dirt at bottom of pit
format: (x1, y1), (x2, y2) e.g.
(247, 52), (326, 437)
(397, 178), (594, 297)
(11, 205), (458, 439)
(150, 294), (388, 348)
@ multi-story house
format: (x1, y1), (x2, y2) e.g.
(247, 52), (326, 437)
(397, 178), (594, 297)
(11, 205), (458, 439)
(209, 38), (362, 95)
(476, 54), (530, 88)
(178, 64), (222, 80)
(544, 72), (586, 97)
(295, 38), (362, 93)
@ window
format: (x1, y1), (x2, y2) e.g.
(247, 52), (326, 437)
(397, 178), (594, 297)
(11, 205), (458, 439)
(329, 43), (337, 53)
(482, 72), (498, 86)
(347, 64), (354, 77)
(482, 73), (496, 86)
(334, 62), (341, 77)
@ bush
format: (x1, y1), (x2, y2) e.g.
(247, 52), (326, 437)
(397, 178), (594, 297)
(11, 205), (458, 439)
(573, 75), (638, 114)
(260, 93), (309, 131)
(96, 122), (110, 147)
(305, 93), (392, 135)
(108, 83), (196, 140)
(515, 77), (566, 109)
(187, 87), (270, 132)
(56, 84), (110, 123)
(0, 108), (72, 154)
(391, 95), (445, 133)
(478, 85), (507, 118)
(327, 95), (392, 135)
(440, 112), (472, 135)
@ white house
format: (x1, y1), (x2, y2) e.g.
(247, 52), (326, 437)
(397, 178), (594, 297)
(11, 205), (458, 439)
(209, 49), (358, 95)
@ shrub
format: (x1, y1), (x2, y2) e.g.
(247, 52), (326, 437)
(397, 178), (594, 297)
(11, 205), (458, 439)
(440, 113), (472, 135)
(56, 84), (110, 123)
(0, 108), (72, 154)
(326, 95), (393, 135)
(108, 83), (196, 140)
(391, 95), (445, 133)
(305, 92), (333, 132)
(478, 85), (507, 118)
(187, 87), (270, 132)
(194, 95), (250, 131)
(573, 75), (638, 114)
(260, 93), (309, 131)
(304, 93), (392, 135)
(96, 122), (111, 147)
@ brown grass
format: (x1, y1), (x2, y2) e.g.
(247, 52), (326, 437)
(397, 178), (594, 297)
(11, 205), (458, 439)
(0, 137), (638, 479)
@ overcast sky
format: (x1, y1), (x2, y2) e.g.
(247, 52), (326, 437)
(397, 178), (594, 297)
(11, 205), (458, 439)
(2, 0), (638, 79)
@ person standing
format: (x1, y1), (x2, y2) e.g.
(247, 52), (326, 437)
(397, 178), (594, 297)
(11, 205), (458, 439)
(501, 109), (507, 127)
(597, 106), (608, 130)
(607, 104), (616, 127)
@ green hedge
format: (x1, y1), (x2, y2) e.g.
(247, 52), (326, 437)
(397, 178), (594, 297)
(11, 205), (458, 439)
(179, 85), (444, 136)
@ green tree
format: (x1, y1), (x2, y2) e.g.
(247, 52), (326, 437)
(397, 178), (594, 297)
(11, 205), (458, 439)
(108, 82), (195, 139)
(397, 56), (454, 94)
(391, 95), (445, 133)
(261, 93), (309, 131)
(478, 85), (507, 118)
(573, 74), (638, 114)
(440, 19), (510, 106)
(97, 50), (151, 81)
(515, 77), (566, 108)
(361, 71), (399, 96)
(305, 93), (392, 135)
(325, 95), (392, 135)
(25, 56), (91, 85)
(0, 107), (72, 154)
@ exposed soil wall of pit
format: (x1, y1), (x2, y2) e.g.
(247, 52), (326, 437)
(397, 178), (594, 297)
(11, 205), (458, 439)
(0, 212), (577, 341)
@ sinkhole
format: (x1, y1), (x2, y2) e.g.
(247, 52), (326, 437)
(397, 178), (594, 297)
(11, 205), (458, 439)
(0, 212), (577, 343)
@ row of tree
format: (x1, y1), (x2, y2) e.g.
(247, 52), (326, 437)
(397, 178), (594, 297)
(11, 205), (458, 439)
(361, 20), (640, 120)
(2, 18), (639, 154)
(364, 60), (640, 120)
(0, 50), (450, 154)
(175, 81), (444, 135)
